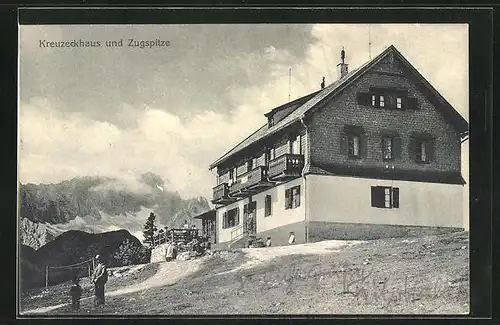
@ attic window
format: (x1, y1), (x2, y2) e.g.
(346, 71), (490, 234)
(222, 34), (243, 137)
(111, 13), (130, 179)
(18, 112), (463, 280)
(396, 97), (402, 109)
(359, 88), (417, 110)
(268, 116), (274, 128)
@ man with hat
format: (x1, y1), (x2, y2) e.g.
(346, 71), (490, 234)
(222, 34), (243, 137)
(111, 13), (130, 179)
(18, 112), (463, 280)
(91, 254), (108, 307)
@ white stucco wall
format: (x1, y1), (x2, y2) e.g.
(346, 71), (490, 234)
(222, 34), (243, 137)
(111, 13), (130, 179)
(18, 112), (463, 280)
(253, 178), (305, 233)
(215, 178), (305, 244)
(306, 174), (464, 228)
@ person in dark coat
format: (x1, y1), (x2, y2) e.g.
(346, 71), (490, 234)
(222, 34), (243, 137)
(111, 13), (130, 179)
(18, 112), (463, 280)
(69, 275), (83, 311)
(91, 255), (108, 307)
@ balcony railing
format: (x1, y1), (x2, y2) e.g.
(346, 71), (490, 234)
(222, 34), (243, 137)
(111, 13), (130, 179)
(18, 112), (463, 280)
(229, 166), (272, 196)
(268, 154), (305, 180)
(212, 183), (235, 204)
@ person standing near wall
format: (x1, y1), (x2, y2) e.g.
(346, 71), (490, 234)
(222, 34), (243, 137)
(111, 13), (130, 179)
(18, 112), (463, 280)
(91, 254), (108, 307)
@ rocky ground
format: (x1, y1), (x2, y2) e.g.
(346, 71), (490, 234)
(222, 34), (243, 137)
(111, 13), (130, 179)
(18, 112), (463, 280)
(20, 231), (469, 315)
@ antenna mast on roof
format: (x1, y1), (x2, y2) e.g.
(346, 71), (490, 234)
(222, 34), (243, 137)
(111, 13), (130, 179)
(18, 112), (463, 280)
(369, 24), (372, 60)
(288, 67), (291, 102)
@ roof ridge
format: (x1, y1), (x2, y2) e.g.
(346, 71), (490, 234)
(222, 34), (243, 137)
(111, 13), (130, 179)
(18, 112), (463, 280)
(209, 45), (393, 169)
(209, 44), (468, 169)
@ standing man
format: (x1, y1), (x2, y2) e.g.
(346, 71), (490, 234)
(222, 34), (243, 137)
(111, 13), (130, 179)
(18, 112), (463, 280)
(91, 254), (108, 307)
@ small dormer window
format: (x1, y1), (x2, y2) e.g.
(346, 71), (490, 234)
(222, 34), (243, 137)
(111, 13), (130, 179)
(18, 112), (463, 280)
(379, 95), (385, 107)
(268, 116), (274, 128)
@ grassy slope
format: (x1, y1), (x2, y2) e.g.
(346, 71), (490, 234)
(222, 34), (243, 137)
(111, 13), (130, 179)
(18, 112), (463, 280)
(22, 231), (469, 315)
(20, 263), (160, 313)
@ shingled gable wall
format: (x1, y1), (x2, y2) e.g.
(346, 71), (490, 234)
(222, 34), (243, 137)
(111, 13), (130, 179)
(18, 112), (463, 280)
(307, 50), (462, 177)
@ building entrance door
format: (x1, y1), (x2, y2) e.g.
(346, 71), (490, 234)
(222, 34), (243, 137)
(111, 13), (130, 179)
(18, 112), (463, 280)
(243, 201), (257, 235)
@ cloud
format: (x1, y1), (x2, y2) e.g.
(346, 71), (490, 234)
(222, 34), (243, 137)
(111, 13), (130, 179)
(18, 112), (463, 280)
(19, 24), (468, 202)
(89, 178), (154, 195)
(46, 207), (156, 242)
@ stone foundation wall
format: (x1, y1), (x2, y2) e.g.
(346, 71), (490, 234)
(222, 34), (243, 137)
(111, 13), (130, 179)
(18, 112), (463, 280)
(307, 221), (464, 242)
(214, 221), (306, 250)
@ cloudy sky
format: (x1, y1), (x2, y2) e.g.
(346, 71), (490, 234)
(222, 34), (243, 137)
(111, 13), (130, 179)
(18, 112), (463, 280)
(19, 24), (468, 202)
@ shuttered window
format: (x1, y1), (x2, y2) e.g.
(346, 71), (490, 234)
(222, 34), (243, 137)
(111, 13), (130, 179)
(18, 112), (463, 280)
(410, 135), (435, 163)
(358, 88), (417, 110)
(357, 92), (372, 106)
(349, 135), (360, 157)
(340, 125), (366, 159)
(285, 188), (292, 209)
(381, 134), (401, 161)
(371, 186), (399, 209)
(222, 208), (240, 229)
(285, 185), (301, 209)
(392, 188), (400, 208)
(406, 97), (419, 110)
(265, 195), (272, 217)
(292, 186), (301, 208)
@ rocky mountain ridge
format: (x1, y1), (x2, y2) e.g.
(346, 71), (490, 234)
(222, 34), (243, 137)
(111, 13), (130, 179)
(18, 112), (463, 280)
(19, 172), (210, 249)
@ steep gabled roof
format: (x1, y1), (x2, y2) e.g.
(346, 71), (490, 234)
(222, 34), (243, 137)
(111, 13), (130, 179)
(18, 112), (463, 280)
(263, 90), (321, 117)
(209, 45), (468, 170)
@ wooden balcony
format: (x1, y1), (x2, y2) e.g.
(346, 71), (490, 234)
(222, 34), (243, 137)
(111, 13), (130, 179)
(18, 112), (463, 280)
(268, 154), (305, 181)
(229, 166), (274, 197)
(212, 183), (236, 205)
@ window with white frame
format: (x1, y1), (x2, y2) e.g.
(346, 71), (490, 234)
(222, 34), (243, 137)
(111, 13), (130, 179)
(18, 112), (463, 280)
(396, 97), (402, 109)
(348, 134), (360, 157)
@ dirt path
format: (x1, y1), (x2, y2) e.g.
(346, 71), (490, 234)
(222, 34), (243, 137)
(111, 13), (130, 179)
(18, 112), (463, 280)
(22, 258), (205, 315)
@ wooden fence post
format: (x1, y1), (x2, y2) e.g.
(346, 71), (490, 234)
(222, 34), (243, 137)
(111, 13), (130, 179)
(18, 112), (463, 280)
(45, 266), (48, 289)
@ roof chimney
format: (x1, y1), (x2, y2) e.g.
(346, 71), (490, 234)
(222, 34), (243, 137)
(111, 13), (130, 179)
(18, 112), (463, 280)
(320, 76), (325, 89)
(337, 47), (349, 79)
